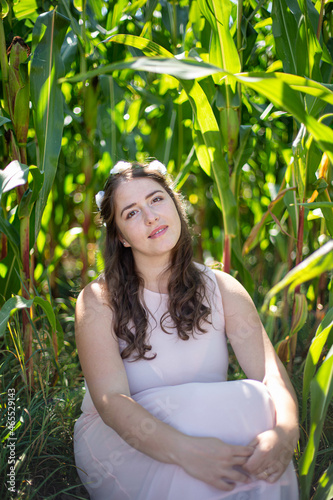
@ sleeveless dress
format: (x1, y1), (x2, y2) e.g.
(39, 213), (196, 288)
(74, 267), (299, 499)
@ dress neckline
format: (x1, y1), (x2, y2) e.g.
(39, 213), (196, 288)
(143, 287), (168, 296)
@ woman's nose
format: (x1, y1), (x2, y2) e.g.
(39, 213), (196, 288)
(144, 209), (159, 225)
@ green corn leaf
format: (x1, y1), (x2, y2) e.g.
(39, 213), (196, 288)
(60, 0), (84, 49)
(231, 240), (255, 296)
(105, 0), (128, 30)
(59, 56), (333, 163)
(298, 198), (333, 238)
(197, 0), (240, 84)
(231, 125), (252, 202)
(125, 98), (142, 134)
(302, 307), (333, 421)
(234, 74), (333, 164)
(243, 187), (295, 255)
(0, 295), (59, 347)
(0, 247), (21, 305)
(123, 0), (149, 16)
(34, 296), (57, 332)
(58, 56), (223, 84)
(0, 160), (29, 199)
(296, 0), (322, 81)
(271, 73), (333, 106)
(173, 146), (196, 190)
(232, 125), (252, 182)
(272, 0), (300, 75)
(192, 116), (212, 177)
(13, 0), (38, 22)
(299, 346), (333, 499)
(298, 202), (333, 208)
(0, 0), (9, 19)
(284, 175), (298, 239)
(30, 10), (70, 240)
(263, 241), (333, 311)
(290, 292), (308, 338)
(0, 296), (34, 337)
(313, 464), (333, 500)
(180, 78), (237, 237)
(18, 189), (34, 219)
(58, 53), (333, 105)
(292, 124), (307, 202)
(28, 165), (44, 206)
(317, 191), (333, 239)
(0, 116), (10, 127)
(0, 213), (20, 251)
(106, 34), (174, 57)
(7, 38), (30, 148)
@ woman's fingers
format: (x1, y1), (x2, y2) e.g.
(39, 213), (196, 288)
(247, 436), (259, 448)
(226, 444), (255, 462)
(266, 471), (283, 483)
(233, 453), (254, 466)
(226, 467), (251, 483)
(233, 444), (256, 456)
(217, 479), (236, 491)
(181, 436), (257, 489)
(243, 429), (294, 483)
(256, 466), (283, 483)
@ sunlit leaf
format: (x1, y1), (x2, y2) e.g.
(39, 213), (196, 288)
(298, 202), (333, 208)
(0, 295), (33, 337)
(272, 0), (299, 75)
(302, 307), (333, 420)
(197, 0), (240, 84)
(106, 33), (173, 57)
(299, 346), (333, 499)
(313, 464), (333, 500)
(0, 295), (59, 345)
(243, 187), (295, 255)
(290, 292), (308, 337)
(13, 0), (38, 22)
(60, 56), (333, 164)
(0, 116), (10, 127)
(263, 241), (333, 310)
(0, 160), (29, 198)
(31, 10), (70, 240)
(0, 245), (21, 304)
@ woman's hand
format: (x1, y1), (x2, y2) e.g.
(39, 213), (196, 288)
(178, 436), (255, 491)
(243, 426), (298, 483)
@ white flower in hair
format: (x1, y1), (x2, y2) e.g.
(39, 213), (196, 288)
(110, 161), (132, 175)
(147, 160), (167, 175)
(95, 190), (105, 210)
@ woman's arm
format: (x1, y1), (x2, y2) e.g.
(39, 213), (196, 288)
(214, 270), (299, 482)
(75, 280), (255, 491)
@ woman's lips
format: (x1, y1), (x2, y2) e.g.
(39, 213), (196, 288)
(148, 225), (168, 238)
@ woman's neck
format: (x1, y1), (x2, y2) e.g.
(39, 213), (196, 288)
(134, 256), (171, 293)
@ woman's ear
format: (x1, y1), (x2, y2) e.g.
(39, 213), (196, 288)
(118, 233), (130, 247)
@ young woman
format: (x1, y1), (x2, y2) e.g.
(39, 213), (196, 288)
(74, 160), (299, 499)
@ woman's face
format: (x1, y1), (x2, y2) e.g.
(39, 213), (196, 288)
(114, 177), (182, 264)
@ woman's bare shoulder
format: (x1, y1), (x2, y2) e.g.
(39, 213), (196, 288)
(211, 269), (254, 311)
(75, 276), (112, 328)
(77, 275), (108, 305)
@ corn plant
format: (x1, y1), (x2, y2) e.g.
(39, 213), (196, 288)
(0, 7), (69, 382)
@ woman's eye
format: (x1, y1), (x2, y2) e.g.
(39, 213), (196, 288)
(152, 196), (163, 203)
(127, 210), (138, 219)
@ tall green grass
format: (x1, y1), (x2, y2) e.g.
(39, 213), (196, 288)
(0, 293), (88, 499)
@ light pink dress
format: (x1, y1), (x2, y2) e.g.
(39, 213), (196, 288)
(74, 267), (299, 499)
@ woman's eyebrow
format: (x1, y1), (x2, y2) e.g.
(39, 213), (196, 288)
(120, 190), (164, 217)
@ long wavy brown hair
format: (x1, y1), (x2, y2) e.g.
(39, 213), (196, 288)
(99, 162), (211, 361)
